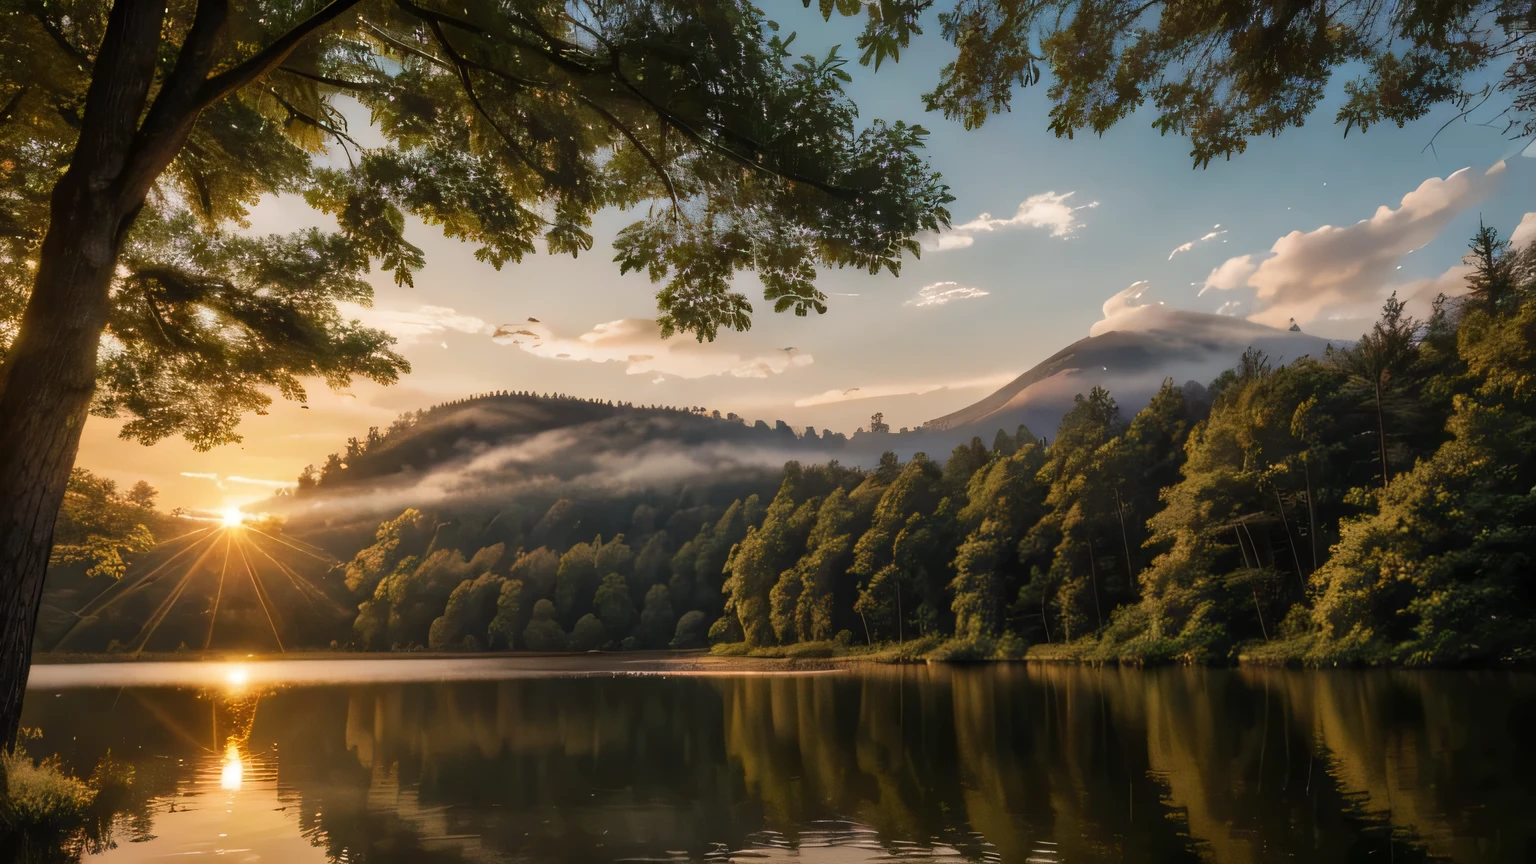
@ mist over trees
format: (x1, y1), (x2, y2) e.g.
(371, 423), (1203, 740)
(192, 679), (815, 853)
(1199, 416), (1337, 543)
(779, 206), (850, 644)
(324, 223), (1536, 665)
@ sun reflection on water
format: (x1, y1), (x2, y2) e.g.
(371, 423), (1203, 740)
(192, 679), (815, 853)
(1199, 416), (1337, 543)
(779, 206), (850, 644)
(219, 743), (244, 791)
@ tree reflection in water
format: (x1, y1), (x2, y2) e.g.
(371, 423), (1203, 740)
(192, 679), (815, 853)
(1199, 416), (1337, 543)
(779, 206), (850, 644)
(13, 665), (1534, 863)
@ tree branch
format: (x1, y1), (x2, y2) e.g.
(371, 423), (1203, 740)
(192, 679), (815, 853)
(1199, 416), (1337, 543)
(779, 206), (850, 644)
(358, 20), (455, 71)
(277, 66), (376, 91)
(24, 0), (93, 66)
(199, 0), (369, 106)
(389, 0), (860, 200)
(121, 0), (232, 204)
(411, 11), (563, 189)
(0, 87), (28, 127)
(262, 86), (363, 162)
(444, 49), (684, 215)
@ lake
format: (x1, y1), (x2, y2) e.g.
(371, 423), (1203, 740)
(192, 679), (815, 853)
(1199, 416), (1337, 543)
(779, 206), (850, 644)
(11, 659), (1534, 863)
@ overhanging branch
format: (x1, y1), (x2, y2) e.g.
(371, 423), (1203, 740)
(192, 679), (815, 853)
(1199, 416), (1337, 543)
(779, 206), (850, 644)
(199, 0), (369, 106)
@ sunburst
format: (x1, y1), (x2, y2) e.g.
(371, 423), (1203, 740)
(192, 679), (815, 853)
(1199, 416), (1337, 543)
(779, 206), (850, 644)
(54, 516), (346, 655)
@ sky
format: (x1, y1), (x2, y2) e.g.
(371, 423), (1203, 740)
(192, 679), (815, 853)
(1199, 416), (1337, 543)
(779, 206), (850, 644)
(74, 6), (1536, 513)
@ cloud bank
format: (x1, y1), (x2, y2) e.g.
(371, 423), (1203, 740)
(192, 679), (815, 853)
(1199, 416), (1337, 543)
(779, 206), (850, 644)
(925, 191), (1100, 251)
(1201, 162), (1507, 329)
(339, 303), (491, 344)
(493, 318), (813, 380)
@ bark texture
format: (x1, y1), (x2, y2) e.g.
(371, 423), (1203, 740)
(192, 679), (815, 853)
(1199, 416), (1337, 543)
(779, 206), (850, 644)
(0, 0), (166, 748)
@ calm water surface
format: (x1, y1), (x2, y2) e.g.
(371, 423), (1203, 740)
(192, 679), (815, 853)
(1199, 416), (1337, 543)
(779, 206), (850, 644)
(13, 660), (1535, 863)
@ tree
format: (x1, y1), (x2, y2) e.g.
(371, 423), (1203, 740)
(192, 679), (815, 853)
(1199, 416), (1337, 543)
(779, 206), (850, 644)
(569, 613), (607, 651)
(486, 578), (524, 650)
(342, 508), (432, 595)
(593, 573), (635, 638)
(670, 609), (709, 649)
(49, 469), (160, 581)
(1340, 293), (1420, 489)
(509, 546), (560, 602)
(0, 0), (954, 744)
(823, 0), (1536, 168)
(554, 538), (599, 626)
(639, 584), (676, 648)
(522, 599), (567, 652)
(630, 531), (671, 596)
(428, 572), (504, 650)
(784, 487), (856, 642)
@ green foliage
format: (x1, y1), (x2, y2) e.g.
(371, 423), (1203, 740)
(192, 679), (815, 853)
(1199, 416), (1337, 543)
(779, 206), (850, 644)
(334, 222), (1536, 668)
(428, 572), (505, 651)
(594, 573), (635, 638)
(522, 599), (568, 652)
(671, 609), (709, 649)
(820, 0), (1536, 168)
(343, 509), (431, 595)
(569, 614), (608, 652)
(1, 0), (954, 452)
(509, 547), (560, 602)
(640, 584), (677, 648)
(487, 579), (524, 650)
(49, 469), (166, 580)
(555, 539), (600, 626)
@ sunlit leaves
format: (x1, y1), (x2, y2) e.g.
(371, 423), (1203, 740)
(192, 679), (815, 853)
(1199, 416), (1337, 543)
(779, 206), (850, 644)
(1, 0), (953, 450)
(95, 211), (408, 451)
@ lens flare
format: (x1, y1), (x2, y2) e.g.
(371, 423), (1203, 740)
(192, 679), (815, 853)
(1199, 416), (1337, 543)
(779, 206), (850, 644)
(221, 507), (245, 528)
(219, 743), (244, 791)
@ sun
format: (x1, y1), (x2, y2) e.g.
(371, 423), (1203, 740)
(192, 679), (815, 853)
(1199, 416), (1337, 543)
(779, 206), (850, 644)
(221, 507), (246, 529)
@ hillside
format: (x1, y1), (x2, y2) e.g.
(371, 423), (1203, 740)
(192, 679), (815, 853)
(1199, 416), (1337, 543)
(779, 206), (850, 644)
(923, 312), (1336, 440)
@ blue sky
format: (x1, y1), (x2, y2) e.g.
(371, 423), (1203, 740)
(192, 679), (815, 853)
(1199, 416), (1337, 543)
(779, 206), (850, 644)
(77, 6), (1536, 510)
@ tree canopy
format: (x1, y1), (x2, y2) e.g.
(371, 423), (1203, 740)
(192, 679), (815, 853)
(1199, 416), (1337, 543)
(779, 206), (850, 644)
(0, 0), (954, 450)
(820, 0), (1536, 166)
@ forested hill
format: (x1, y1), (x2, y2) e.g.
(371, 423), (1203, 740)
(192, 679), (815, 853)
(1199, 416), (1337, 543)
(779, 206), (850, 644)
(316, 222), (1536, 667)
(923, 311), (1335, 439)
(277, 391), (867, 520)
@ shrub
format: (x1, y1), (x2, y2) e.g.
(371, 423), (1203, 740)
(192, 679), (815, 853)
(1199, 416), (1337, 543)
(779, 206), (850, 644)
(671, 610), (708, 649)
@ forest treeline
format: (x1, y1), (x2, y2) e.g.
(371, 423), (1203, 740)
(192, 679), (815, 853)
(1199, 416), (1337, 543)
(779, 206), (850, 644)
(334, 223), (1536, 665)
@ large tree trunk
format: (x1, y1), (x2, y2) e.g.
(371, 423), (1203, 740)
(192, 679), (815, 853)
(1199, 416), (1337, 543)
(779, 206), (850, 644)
(0, 208), (123, 748)
(0, 0), (167, 749)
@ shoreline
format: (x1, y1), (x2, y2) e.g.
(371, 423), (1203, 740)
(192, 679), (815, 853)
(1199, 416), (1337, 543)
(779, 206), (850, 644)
(30, 648), (1533, 673)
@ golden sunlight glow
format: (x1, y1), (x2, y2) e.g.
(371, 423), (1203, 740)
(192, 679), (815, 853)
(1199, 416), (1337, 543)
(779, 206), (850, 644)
(219, 743), (244, 791)
(225, 665), (249, 690)
(221, 507), (246, 528)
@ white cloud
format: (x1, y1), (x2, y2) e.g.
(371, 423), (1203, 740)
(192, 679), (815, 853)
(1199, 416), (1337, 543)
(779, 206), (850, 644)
(1091, 279), (1308, 342)
(1201, 162), (1507, 329)
(1201, 255), (1259, 294)
(907, 281), (990, 307)
(1168, 226), (1228, 260)
(1511, 212), (1536, 248)
(493, 318), (813, 379)
(794, 373), (1014, 408)
(339, 303), (491, 344)
(923, 191), (1100, 251)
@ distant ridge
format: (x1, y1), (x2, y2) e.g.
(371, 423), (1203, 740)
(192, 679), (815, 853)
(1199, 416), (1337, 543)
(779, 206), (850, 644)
(925, 317), (1335, 438)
